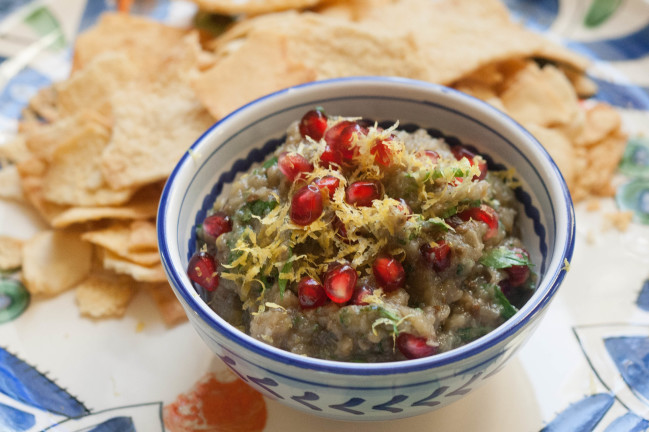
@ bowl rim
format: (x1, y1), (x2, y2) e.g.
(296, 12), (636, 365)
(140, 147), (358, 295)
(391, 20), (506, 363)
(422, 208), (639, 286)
(158, 76), (576, 376)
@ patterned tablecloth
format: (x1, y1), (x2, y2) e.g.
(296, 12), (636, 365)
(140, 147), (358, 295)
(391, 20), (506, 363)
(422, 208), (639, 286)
(0, 0), (648, 431)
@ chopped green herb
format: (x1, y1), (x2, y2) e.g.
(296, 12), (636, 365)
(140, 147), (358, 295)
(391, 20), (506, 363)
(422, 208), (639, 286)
(439, 206), (458, 219)
(456, 264), (464, 275)
(457, 326), (491, 342)
(226, 236), (243, 265)
(378, 307), (400, 322)
(237, 199), (278, 223)
(278, 249), (293, 298)
(494, 285), (518, 319)
(262, 156), (278, 169)
(422, 217), (452, 232)
(479, 246), (532, 269)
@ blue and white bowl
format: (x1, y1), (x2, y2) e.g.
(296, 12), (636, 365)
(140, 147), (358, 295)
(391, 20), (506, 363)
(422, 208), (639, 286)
(158, 77), (575, 421)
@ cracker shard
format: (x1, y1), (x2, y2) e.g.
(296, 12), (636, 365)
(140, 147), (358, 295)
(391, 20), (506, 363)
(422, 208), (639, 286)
(100, 82), (214, 189)
(0, 235), (24, 271)
(75, 272), (135, 318)
(22, 230), (93, 296)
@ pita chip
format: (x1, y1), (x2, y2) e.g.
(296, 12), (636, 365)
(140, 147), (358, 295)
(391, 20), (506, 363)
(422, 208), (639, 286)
(101, 249), (167, 282)
(56, 52), (139, 118)
(189, 0), (322, 15)
(22, 230), (93, 296)
(42, 121), (136, 206)
(72, 13), (188, 74)
(75, 271), (136, 318)
(82, 223), (160, 266)
(500, 63), (580, 127)
(146, 282), (187, 326)
(100, 81), (214, 189)
(0, 235), (23, 272)
(0, 165), (24, 201)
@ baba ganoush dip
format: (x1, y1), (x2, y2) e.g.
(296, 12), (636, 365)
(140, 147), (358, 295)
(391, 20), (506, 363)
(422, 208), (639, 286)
(187, 109), (535, 362)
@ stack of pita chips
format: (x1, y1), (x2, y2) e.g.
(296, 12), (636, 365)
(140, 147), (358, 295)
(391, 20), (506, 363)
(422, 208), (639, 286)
(0, 0), (626, 322)
(1, 14), (215, 324)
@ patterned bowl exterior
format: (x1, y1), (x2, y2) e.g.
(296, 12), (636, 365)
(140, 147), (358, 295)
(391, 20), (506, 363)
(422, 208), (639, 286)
(158, 77), (575, 421)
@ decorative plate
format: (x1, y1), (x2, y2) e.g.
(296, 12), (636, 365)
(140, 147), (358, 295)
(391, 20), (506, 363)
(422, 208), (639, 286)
(0, 0), (648, 431)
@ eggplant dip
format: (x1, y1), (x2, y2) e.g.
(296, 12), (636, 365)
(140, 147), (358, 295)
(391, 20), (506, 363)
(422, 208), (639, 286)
(187, 109), (535, 362)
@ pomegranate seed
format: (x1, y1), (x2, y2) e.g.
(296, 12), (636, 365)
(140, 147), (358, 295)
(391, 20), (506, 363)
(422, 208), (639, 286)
(345, 181), (381, 207)
(290, 184), (324, 226)
(351, 284), (374, 305)
(418, 150), (440, 163)
(299, 109), (328, 141)
(325, 121), (354, 148)
(202, 212), (232, 239)
(420, 240), (451, 272)
(325, 121), (366, 161)
(323, 263), (357, 303)
(457, 205), (499, 240)
(372, 255), (406, 292)
(450, 145), (487, 181)
(187, 252), (219, 292)
(396, 333), (437, 359)
(505, 248), (530, 287)
(370, 136), (394, 166)
(297, 277), (328, 309)
(278, 152), (313, 182)
(319, 144), (342, 168)
(333, 216), (351, 242)
(314, 176), (340, 199)
(450, 145), (475, 161)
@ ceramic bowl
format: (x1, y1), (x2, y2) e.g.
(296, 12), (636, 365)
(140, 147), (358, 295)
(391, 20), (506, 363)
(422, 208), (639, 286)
(158, 77), (575, 421)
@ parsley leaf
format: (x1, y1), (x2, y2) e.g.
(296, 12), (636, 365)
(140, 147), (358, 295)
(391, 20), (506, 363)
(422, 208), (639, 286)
(479, 246), (531, 269)
(422, 217), (452, 232)
(494, 285), (518, 319)
(278, 249), (293, 298)
(262, 156), (278, 169)
(237, 199), (278, 223)
(439, 206), (457, 219)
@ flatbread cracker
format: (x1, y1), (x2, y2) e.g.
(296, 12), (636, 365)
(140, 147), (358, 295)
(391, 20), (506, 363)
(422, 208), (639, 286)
(500, 63), (580, 128)
(75, 271), (136, 318)
(25, 86), (59, 123)
(24, 110), (111, 160)
(22, 230), (93, 296)
(50, 182), (162, 228)
(340, 0), (588, 79)
(56, 52), (139, 118)
(146, 282), (187, 326)
(100, 81), (214, 189)
(572, 131), (627, 200)
(101, 249), (167, 282)
(190, 0), (322, 15)
(51, 204), (156, 228)
(16, 157), (69, 224)
(524, 123), (576, 190)
(42, 121), (136, 206)
(82, 223), (160, 266)
(72, 13), (188, 74)
(575, 103), (622, 147)
(0, 165), (24, 201)
(195, 12), (423, 118)
(0, 235), (23, 271)
(127, 220), (158, 252)
(0, 135), (31, 164)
